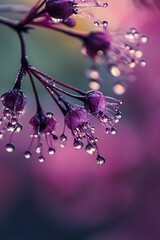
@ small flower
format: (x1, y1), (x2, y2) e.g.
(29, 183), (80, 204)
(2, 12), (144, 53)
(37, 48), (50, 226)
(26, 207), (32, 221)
(84, 90), (122, 134)
(26, 111), (57, 162)
(1, 88), (27, 113)
(82, 27), (148, 93)
(63, 104), (105, 164)
(45, 0), (108, 24)
(0, 87), (27, 151)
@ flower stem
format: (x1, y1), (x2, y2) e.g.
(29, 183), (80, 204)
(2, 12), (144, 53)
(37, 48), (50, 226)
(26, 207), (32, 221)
(29, 66), (86, 95)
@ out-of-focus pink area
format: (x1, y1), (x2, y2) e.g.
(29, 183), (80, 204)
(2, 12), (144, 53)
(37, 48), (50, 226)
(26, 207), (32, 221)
(0, 1), (160, 239)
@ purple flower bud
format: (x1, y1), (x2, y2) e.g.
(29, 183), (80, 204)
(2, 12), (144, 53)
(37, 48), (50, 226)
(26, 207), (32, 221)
(1, 88), (27, 112)
(45, 0), (75, 20)
(83, 31), (111, 59)
(84, 90), (106, 113)
(65, 105), (89, 130)
(30, 111), (56, 134)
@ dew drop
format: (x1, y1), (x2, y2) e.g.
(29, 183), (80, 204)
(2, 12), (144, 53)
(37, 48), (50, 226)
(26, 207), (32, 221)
(0, 131), (4, 139)
(111, 127), (117, 135)
(140, 35), (148, 43)
(60, 143), (65, 148)
(113, 83), (126, 95)
(86, 68), (99, 79)
(24, 151), (32, 159)
(116, 111), (122, 119)
(48, 147), (56, 155)
(110, 65), (121, 77)
(96, 154), (105, 165)
(36, 146), (41, 154)
(102, 20), (108, 27)
(46, 112), (54, 118)
(103, 2), (108, 7)
(15, 123), (23, 132)
(60, 134), (67, 142)
(73, 140), (83, 150)
(140, 59), (146, 67)
(5, 143), (15, 152)
(94, 21), (99, 27)
(38, 156), (45, 163)
(135, 50), (143, 58)
(85, 143), (96, 155)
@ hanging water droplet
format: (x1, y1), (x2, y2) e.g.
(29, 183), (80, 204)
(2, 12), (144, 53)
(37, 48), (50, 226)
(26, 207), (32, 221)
(111, 127), (117, 135)
(110, 65), (121, 77)
(94, 21), (99, 27)
(6, 123), (15, 132)
(105, 128), (110, 134)
(5, 143), (15, 152)
(3, 108), (11, 117)
(103, 2), (108, 7)
(11, 117), (17, 125)
(116, 111), (122, 119)
(60, 143), (65, 148)
(24, 151), (32, 159)
(48, 147), (56, 155)
(113, 83), (126, 95)
(46, 112), (54, 118)
(140, 59), (146, 67)
(0, 131), (4, 139)
(60, 134), (67, 142)
(73, 140), (83, 150)
(96, 154), (105, 165)
(15, 123), (23, 132)
(0, 118), (3, 125)
(102, 20), (108, 27)
(36, 146), (41, 154)
(140, 35), (148, 43)
(85, 143), (96, 155)
(94, 137), (99, 142)
(38, 156), (45, 163)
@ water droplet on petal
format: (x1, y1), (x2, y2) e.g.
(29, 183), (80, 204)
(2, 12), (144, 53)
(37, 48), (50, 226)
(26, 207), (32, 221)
(48, 147), (56, 155)
(73, 140), (83, 150)
(0, 118), (3, 125)
(3, 108), (11, 117)
(7, 123), (15, 132)
(38, 156), (45, 163)
(24, 151), (32, 159)
(113, 83), (126, 95)
(5, 143), (15, 152)
(96, 154), (105, 165)
(60, 134), (67, 142)
(11, 118), (17, 125)
(85, 143), (96, 155)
